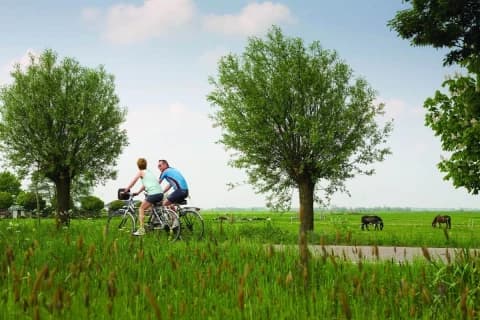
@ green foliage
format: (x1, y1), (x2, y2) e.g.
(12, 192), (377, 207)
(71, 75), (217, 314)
(0, 49), (128, 221)
(108, 199), (126, 212)
(388, 0), (480, 65)
(80, 195), (104, 216)
(16, 191), (46, 211)
(390, 1), (480, 195)
(424, 61), (480, 194)
(208, 26), (392, 230)
(0, 171), (21, 196)
(0, 191), (13, 209)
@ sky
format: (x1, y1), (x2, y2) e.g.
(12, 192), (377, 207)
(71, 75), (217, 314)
(0, 0), (478, 210)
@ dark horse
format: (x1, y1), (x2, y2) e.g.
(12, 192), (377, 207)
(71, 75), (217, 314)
(361, 215), (384, 230)
(432, 215), (451, 229)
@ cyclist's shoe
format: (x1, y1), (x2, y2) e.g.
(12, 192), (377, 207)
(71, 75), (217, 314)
(132, 227), (146, 236)
(172, 219), (180, 229)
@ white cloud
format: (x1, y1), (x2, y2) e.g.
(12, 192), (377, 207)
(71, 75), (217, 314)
(101, 0), (196, 44)
(203, 2), (295, 36)
(81, 7), (102, 22)
(377, 97), (406, 120)
(0, 49), (39, 85)
(199, 46), (230, 69)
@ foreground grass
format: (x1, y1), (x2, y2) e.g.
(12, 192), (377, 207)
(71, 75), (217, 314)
(1, 216), (480, 319)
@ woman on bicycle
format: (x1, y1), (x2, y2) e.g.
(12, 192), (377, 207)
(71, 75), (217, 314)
(125, 158), (163, 236)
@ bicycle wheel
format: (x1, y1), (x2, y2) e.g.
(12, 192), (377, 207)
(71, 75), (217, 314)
(152, 208), (181, 242)
(179, 209), (204, 241)
(106, 211), (136, 235)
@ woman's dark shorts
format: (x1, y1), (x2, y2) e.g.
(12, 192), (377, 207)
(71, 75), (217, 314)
(167, 189), (188, 204)
(146, 193), (164, 205)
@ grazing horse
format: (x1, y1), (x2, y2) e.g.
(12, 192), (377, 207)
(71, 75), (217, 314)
(361, 215), (384, 230)
(432, 215), (451, 229)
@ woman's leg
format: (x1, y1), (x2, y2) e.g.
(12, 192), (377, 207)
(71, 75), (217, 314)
(138, 200), (152, 228)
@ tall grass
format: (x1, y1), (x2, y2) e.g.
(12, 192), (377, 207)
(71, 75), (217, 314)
(0, 213), (479, 319)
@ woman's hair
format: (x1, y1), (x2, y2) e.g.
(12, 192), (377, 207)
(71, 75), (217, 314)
(137, 158), (147, 170)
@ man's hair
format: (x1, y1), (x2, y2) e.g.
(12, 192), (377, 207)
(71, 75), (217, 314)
(158, 159), (170, 167)
(137, 158), (147, 170)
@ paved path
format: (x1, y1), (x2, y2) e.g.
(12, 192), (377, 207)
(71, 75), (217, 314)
(275, 245), (480, 263)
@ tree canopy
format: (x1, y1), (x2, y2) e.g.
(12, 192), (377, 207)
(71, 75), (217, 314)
(0, 49), (128, 224)
(425, 62), (480, 194)
(388, 0), (480, 65)
(390, 1), (480, 195)
(208, 26), (392, 232)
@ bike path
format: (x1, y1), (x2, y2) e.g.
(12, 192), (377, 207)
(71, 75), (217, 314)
(275, 245), (479, 263)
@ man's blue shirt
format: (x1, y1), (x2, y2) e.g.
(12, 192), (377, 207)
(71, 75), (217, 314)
(159, 167), (188, 190)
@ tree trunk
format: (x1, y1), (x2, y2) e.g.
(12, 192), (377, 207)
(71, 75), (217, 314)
(298, 177), (315, 232)
(54, 173), (71, 227)
(298, 177), (315, 274)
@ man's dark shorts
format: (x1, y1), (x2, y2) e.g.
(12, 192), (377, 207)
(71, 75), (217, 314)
(146, 193), (163, 205)
(167, 189), (188, 203)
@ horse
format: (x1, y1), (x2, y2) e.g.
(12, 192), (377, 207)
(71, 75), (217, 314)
(361, 215), (384, 230)
(432, 215), (451, 229)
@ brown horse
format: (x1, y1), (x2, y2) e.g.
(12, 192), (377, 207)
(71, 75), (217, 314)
(432, 215), (451, 229)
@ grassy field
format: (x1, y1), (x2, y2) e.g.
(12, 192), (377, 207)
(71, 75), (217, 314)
(202, 210), (480, 248)
(1, 210), (480, 319)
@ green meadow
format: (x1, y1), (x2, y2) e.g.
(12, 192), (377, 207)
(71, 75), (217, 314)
(1, 210), (480, 319)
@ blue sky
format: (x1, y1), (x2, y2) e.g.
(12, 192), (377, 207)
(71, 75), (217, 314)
(0, 0), (477, 209)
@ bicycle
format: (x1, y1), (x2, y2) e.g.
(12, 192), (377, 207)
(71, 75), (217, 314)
(106, 189), (181, 241)
(172, 200), (204, 241)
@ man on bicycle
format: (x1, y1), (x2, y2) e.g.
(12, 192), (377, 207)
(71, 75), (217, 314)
(158, 159), (189, 207)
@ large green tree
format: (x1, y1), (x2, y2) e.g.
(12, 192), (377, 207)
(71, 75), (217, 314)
(425, 61), (480, 194)
(390, 1), (480, 195)
(388, 0), (480, 65)
(208, 26), (392, 233)
(0, 49), (128, 225)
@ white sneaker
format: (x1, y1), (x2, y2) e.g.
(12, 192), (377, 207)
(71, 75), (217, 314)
(133, 227), (145, 236)
(172, 219), (180, 228)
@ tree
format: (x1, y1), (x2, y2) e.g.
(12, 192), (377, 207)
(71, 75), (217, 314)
(80, 195), (104, 217)
(390, 1), (480, 194)
(0, 49), (128, 225)
(425, 61), (480, 193)
(0, 191), (14, 210)
(388, 0), (480, 65)
(208, 26), (392, 234)
(0, 171), (21, 196)
(108, 199), (126, 212)
(16, 191), (46, 211)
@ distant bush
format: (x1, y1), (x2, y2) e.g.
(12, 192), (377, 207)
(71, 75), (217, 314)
(79, 195), (104, 217)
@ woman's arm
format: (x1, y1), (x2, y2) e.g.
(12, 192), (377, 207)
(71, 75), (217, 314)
(125, 171), (142, 190)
